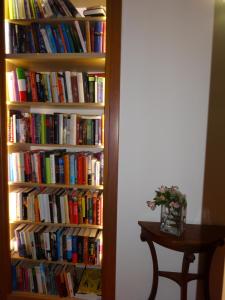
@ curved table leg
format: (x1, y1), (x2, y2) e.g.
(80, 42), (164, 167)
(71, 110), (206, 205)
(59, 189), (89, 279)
(145, 239), (159, 300)
(180, 252), (195, 300)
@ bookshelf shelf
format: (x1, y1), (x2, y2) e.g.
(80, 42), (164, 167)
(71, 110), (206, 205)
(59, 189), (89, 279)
(11, 252), (102, 268)
(8, 142), (104, 149)
(9, 291), (98, 300)
(6, 53), (105, 71)
(8, 182), (104, 189)
(7, 102), (104, 109)
(11, 220), (103, 230)
(6, 16), (106, 24)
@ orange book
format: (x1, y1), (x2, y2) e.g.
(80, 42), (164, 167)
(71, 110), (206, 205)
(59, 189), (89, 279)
(64, 153), (70, 184)
(83, 236), (89, 264)
(34, 195), (40, 222)
(85, 21), (91, 52)
(102, 21), (106, 53)
(78, 193), (83, 224)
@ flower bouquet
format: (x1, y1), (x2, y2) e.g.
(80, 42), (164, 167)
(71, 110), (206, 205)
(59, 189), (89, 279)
(147, 185), (187, 236)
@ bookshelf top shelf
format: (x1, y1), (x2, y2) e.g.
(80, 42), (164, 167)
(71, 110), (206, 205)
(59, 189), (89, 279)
(8, 182), (104, 190)
(5, 16), (106, 24)
(6, 53), (105, 72)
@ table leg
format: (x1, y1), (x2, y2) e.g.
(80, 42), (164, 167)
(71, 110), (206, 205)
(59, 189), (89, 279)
(146, 240), (159, 300)
(202, 246), (217, 300)
(180, 252), (195, 300)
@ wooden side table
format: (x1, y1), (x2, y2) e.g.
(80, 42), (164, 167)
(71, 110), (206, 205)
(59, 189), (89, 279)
(138, 221), (225, 300)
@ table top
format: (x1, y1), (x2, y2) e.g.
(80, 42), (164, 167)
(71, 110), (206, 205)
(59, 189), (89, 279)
(138, 221), (225, 252)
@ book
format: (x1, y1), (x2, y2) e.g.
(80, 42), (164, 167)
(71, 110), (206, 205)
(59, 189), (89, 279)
(83, 6), (106, 17)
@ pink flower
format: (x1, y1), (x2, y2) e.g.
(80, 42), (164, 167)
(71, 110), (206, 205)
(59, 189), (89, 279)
(146, 200), (156, 210)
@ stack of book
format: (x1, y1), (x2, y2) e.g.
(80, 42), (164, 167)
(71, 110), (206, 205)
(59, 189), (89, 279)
(12, 224), (102, 265)
(6, 21), (106, 53)
(8, 0), (81, 19)
(11, 261), (101, 298)
(9, 188), (103, 226)
(8, 150), (104, 185)
(9, 111), (104, 146)
(7, 68), (105, 103)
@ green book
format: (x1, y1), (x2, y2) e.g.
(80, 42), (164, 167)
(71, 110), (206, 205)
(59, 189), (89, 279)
(41, 114), (46, 144)
(45, 157), (51, 184)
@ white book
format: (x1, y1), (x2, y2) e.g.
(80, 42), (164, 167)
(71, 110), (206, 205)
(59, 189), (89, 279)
(24, 0), (31, 19)
(70, 113), (77, 145)
(18, 152), (25, 182)
(44, 193), (51, 222)
(35, 266), (43, 294)
(74, 21), (87, 53)
(65, 71), (73, 102)
(59, 114), (64, 144)
(50, 153), (56, 184)
(58, 0), (72, 16)
(77, 72), (85, 103)
(60, 193), (66, 223)
(40, 28), (52, 53)
(64, 194), (70, 224)
(5, 24), (10, 54)
(42, 0), (54, 18)
(38, 194), (45, 222)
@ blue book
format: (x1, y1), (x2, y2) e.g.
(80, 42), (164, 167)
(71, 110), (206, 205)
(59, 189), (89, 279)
(70, 154), (75, 184)
(60, 24), (72, 53)
(58, 156), (65, 183)
(74, 155), (77, 183)
(72, 234), (78, 262)
(52, 26), (64, 53)
(64, 24), (76, 53)
(66, 229), (73, 262)
(33, 23), (47, 53)
(94, 21), (103, 52)
(11, 261), (19, 290)
(56, 227), (65, 261)
(45, 24), (57, 53)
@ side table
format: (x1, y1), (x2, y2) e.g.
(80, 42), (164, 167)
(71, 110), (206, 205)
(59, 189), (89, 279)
(138, 221), (225, 300)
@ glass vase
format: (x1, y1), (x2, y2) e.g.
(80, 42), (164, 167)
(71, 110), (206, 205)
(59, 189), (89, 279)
(160, 204), (186, 236)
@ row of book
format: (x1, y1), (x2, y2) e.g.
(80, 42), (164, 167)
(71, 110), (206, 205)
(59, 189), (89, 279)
(7, 68), (105, 103)
(10, 187), (103, 226)
(6, 21), (106, 53)
(8, 0), (81, 19)
(13, 224), (103, 265)
(9, 111), (104, 146)
(12, 261), (101, 298)
(8, 150), (104, 185)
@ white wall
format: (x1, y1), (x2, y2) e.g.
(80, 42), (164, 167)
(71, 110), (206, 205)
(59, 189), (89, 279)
(116, 1), (214, 299)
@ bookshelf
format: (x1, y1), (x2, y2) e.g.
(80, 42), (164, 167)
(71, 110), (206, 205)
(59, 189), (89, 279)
(0, 1), (121, 300)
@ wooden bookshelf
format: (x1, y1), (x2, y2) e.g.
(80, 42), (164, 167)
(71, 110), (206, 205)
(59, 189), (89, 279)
(0, 0), (121, 299)
(11, 253), (101, 268)
(8, 182), (104, 190)
(7, 102), (104, 109)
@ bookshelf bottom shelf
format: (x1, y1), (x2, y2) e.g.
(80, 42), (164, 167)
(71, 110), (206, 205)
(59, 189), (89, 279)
(8, 291), (101, 300)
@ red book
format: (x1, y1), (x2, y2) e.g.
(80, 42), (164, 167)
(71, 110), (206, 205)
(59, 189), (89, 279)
(68, 194), (73, 223)
(92, 192), (97, 225)
(77, 154), (83, 184)
(71, 73), (79, 103)
(29, 71), (38, 102)
(73, 200), (78, 224)
(83, 236), (89, 264)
